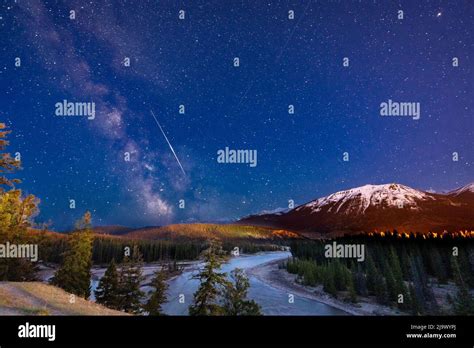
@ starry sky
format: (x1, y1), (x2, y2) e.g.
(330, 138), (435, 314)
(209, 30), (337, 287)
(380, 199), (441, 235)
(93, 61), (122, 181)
(1, 0), (473, 230)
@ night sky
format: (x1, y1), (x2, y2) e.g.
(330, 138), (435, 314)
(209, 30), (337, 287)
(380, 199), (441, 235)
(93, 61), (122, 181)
(1, 1), (473, 230)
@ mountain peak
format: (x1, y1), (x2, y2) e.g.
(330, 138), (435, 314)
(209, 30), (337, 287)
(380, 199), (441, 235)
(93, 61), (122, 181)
(300, 183), (431, 215)
(449, 183), (474, 196)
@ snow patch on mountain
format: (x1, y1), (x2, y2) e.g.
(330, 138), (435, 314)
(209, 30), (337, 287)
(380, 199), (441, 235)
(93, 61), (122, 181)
(299, 183), (433, 214)
(448, 183), (474, 196)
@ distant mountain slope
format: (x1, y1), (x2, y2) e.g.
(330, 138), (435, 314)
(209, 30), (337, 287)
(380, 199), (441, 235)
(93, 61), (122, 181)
(447, 183), (474, 202)
(92, 225), (135, 235)
(239, 183), (474, 237)
(0, 282), (128, 315)
(120, 223), (301, 242)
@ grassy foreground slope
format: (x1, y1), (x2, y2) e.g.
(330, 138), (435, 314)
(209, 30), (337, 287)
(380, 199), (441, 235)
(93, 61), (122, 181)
(0, 282), (128, 315)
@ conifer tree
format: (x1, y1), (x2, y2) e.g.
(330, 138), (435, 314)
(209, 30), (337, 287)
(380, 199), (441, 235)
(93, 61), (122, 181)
(144, 269), (168, 316)
(95, 259), (120, 309)
(323, 266), (337, 297)
(0, 123), (21, 190)
(408, 256), (430, 314)
(365, 254), (378, 295)
(451, 256), (474, 315)
(0, 123), (39, 281)
(117, 245), (145, 314)
(189, 240), (229, 316)
(388, 247), (403, 284)
(428, 247), (448, 284)
(347, 272), (358, 303)
(383, 260), (398, 303)
(223, 268), (261, 315)
(51, 212), (93, 298)
(400, 248), (411, 280)
(353, 264), (368, 296)
(374, 273), (389, 305)
(409, 284), (422, 315)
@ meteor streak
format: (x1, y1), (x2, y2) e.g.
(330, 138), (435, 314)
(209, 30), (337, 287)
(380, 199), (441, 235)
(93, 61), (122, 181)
(150, 110), (186, 176)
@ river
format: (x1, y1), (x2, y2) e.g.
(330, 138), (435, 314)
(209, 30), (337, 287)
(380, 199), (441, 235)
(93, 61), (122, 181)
(162, 251), (347, 315)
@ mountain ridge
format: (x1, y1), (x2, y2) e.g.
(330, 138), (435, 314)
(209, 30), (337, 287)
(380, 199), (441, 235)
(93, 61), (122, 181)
(239, 182), (474, 238)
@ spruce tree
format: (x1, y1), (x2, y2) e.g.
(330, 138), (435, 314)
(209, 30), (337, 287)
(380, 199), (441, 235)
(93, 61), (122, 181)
(353, 264), (368, 296)
(95, 259), (120, 309)
(117, 245), (145, 314)
(409, 284), (422, 315)
(323, 266), (337, 297)
(223, 268), (261, 315)
(451, 256), (474, 315)
(51, 212), (93, 298)
(374, 273), (389, 305)
(347, 272), (358, 303)
(409, 256), (429, 314)
(400, 248), (411, 280)
(0, 123), (39, 281)
(0, 123), (21, 190)
(387, 247), (410, 309)
(365, 254), (378, 295)
(189, 240), (229, 316)
(144, 269), (168, 315)
(429, 247), (448, 284)
(383, 260), (398, 303)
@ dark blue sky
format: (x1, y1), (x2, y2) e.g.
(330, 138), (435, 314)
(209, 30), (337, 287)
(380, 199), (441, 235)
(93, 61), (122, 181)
(1, 0), (473, 230)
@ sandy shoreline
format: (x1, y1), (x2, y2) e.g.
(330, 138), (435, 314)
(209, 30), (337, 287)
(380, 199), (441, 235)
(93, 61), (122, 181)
(247, 259), (403, 316)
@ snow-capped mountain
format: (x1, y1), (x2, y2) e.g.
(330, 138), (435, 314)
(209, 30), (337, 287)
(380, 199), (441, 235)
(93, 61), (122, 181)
(447, 183), (474, 198)
(299, 183), (434, 215)
(239, 182), (474, 237)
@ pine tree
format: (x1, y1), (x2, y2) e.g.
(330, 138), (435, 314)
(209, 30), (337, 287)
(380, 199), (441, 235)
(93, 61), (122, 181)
(409, 284), (422, 315)
(144, 269), (168, 315)
(429, 247), (448, 284)
(388, 247), (403, 285)
(400, 248), (411, 280)
(383, 260), (398, 303)
(365, 254), (378, 295)
(451, 256), (474, 315)
(117, 245), (145, 314)
(189, 240), (229, 316)
(374, 273), (389, 305)
(323, 266), (337, 297)
(453, 284), (474, 315)
(408, 256), (431, 314)
(333, 261), (347, 291)
(353, 264), (368, 296)
(347, 272), (358, 303)
(51, 212), (93, 298)
(387, 247), (410, 309)
(223, 268), (261, 315)
(0, 123), (21, 190)
(95, 259), (120, 309)
(0, 123), (39, 281)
